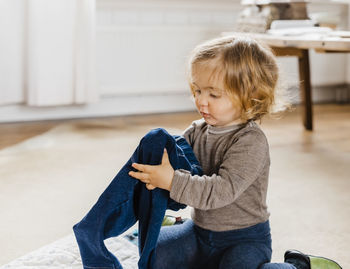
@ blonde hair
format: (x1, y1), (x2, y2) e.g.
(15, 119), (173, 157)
(188, 35), (287, 122)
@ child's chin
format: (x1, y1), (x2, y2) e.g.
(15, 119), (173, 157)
(205, 120), (218, 126)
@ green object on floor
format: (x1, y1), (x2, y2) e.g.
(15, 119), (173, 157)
(161, 216), (176, 226)
(161, 215), (186, 226)
(310, 255), (342, 269)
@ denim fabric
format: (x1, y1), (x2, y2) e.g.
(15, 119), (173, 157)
(73, 128), (202, 269)
(154, 220), (296, 269)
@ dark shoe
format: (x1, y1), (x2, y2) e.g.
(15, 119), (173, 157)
(285, 250), (310, 269)
(284, 249), (342, 269)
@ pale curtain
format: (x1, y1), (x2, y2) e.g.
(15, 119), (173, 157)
(0, 0), (25, 106)
(0, 0), (97, 106)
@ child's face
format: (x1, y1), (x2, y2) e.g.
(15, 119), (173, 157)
(191, 62), (243, 127)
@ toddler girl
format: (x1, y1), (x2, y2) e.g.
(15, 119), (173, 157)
(129, 35), (341, 269)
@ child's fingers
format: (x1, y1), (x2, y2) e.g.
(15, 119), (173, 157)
(132, 162), (151, 173)
(146, 183), (156, 190)
(128, 171), (150, 183)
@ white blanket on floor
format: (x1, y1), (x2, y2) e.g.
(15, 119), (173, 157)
(1, 234), (139, 269)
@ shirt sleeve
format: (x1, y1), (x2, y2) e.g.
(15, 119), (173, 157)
(170, 129), (270, 210)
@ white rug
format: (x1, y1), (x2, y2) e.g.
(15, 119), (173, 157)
(0, 233), (139, 269)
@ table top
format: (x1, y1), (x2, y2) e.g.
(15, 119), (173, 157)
(222, 31), (350, 52)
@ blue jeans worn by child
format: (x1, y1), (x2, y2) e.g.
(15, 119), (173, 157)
(154, 219), (296, 269)
(73, 128), (202, 269)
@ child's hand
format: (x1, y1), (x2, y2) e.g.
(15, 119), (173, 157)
(128, 149), (174, 191)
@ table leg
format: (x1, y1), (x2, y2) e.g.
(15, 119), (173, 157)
(298, 49), (313, 131)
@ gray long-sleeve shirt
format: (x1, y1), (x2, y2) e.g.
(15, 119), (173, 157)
(170, 119), (270, 231)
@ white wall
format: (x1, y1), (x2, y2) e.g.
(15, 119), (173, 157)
(96, 0), (242, 97)
(96, 0), (350, 103)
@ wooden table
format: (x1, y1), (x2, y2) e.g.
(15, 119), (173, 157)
(222, 32), (350, 131)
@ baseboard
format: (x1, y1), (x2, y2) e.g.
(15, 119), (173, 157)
(1, 85), (349, 123)
(288, 84), (350, 104)
(0, 92), (195, 123)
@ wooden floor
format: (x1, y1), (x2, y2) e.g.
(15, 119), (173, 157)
(0, 112), (199, 150)
(1, 104), (350, 151)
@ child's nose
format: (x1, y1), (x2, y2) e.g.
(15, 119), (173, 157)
(198, 95), (209, 107)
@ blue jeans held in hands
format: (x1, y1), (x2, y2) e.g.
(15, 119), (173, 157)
(73, 128), (202, 269)
(154, 220), (296, 269)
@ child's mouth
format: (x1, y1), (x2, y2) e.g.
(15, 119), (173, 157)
(201, 112), (211, 119)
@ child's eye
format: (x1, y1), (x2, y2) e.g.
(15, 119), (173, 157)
(194, 89), (201, 95)
(210, 94), (220, 98)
